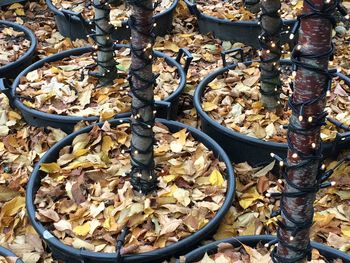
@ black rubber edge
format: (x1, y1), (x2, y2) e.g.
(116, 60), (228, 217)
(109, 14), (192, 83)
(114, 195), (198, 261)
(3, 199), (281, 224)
(177, 235), (350, 263)
(0, 0), (26, 7)
(183, 0), (296, 49)
(0, 20), (37, 80)
(193, 59), (350, 166)
(9, 44), (187, 133)
(45, 0), (178, 40)
(25, 117), (236, 263)
(0, 246), (24, 263)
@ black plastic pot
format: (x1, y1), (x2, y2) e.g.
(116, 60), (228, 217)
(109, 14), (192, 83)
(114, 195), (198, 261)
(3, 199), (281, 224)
(184, 0), (296, 49)
(194, 52), (350, 166)
(0, 20), (37, 80)
(0, 0), (26, 7)
(0, 246), (24, 263)
(0, 44), (192, 134)
(26, 117), (235, 263)
(46, 0), (178, 41)
(178, 235), (350, 263)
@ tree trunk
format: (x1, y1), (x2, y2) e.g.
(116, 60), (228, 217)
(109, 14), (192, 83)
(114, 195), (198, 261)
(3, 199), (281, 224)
(92, 0), (117, 87)
(244, 0), (261, 14)
(128, 0), (156, 194)
(259, 0), (282, 110)
(275, 0), (334, 262)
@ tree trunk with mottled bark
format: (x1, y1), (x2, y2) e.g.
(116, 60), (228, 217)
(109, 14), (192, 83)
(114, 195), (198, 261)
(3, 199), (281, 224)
(128, 0), (156, 194)
(93, 0), (117, 87)
(259, 0), (282, 110)
(275, 0), (333, 262)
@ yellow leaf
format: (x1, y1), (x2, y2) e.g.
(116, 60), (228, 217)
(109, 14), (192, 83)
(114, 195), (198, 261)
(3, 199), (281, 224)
(239, 187), (262, 209)
(8, 111), (21, 120)
(102, 135), (114, 154)
(202, 102), (218, 112)
(0, 196), (25, 219)
(163, 174), (178, 183)
(15, 8), (25, 16)
(9, 3), (23, 9)
(208, 79), (225, 90)
(101, 110), (115, 120)
(40, 162), (60, 173)
(73, 148), (89, 157)
(341, 225), (350, 238)
(73, 222), (90, 236)
(172, 129), (187, 145)
(103, 216), (111, 230)
(209, 169), (225, 187)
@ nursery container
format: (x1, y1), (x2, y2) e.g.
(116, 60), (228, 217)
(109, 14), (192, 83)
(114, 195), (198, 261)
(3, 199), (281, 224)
(0, 20), (36, 80)
(46, 0), (178, 40)
(194, 51), (350, 166)
(178, 235), (350, 263)
(0, 246), (24, 263)
(0, 0), (26, 7)
(0, 44), (192, 133)
(184, 0), (296, 49)
(26, 118), (235, 263)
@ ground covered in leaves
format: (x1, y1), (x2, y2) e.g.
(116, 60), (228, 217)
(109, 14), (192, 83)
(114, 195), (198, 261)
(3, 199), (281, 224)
(0, 0), (350, 262)
(17, 49), (179, 118)
(201, 62), (349, 143)
(0, 25), (30, 66)
(35, 122), (227, 253)
(189, 242), (344, 263)
(52, 0), (174, 27)
(195, 0), (302, 21)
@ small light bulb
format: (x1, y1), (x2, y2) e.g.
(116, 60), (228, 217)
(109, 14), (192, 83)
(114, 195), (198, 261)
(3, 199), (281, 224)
(289, 34), (295, 40)
(299, 115), (303, 121)
(292, 153), (298, 159)
(311, 143), (316, 149)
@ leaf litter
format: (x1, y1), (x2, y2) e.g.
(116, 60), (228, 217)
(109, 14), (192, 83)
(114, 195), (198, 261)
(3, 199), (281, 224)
(201, 62), (350, 143)
(0, 25), (30, 66)
(0, 0), (350, 262)
(52, 0), (173, 27)
(195, 0), (302, 21)
(17, 48), (179, 119)
(34, 122), (227, 253)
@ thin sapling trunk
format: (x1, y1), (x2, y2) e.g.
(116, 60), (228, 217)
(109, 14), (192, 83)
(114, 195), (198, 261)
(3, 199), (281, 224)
(91, 0), (118, 87)
(127, 0), (157, 194)
(259, 0), (282, 110)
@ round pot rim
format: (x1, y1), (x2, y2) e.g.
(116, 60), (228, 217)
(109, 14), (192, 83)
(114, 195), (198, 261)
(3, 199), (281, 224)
(179, 235), (350, 262)
(183, 0), (297, 26)
(26, 118), (235, 261)
(46, 0), (179, 26)
(11, 43), (186, 123)
(0, 20), (37, 74)
(193, 58), (348, 150)
(0, 245), (24, 263)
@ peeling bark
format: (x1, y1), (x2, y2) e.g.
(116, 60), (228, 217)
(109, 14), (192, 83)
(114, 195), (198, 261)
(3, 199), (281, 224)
(259, 0), (282, 110)
(129, 0), (156, 193)
(276, 0), (333, 262)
